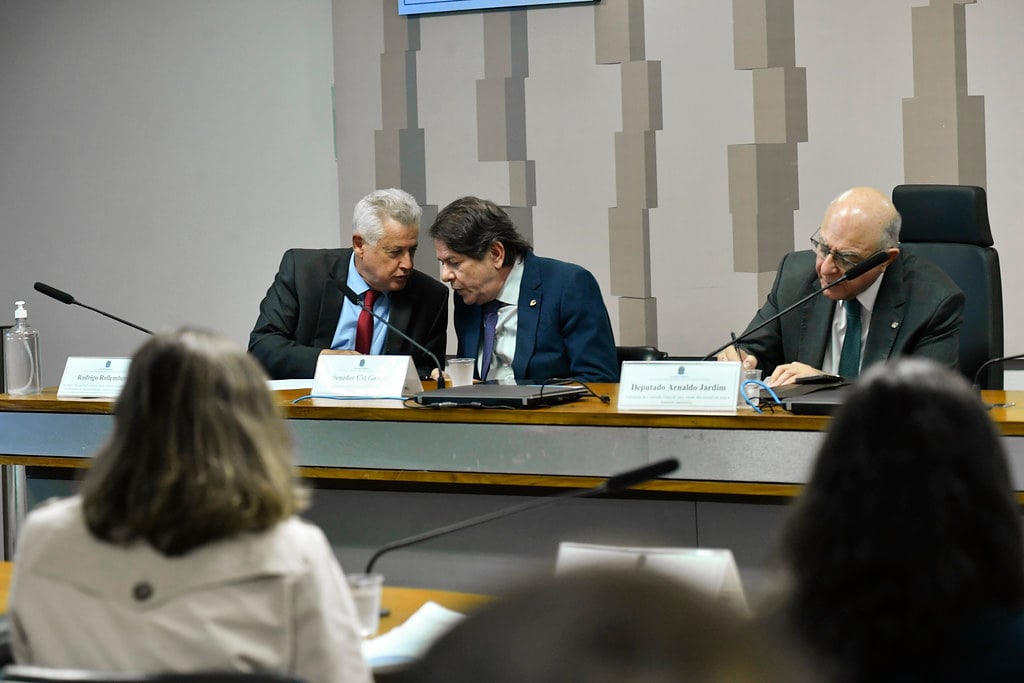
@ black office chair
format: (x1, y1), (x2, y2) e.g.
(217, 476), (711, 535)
(0, 667), (302, 683)
(891, 184), (1003, 389)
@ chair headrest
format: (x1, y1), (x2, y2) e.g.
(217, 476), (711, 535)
(891, 184), (993, 246)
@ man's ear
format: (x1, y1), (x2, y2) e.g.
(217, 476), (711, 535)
(881, 247), (900, 269)
(352, 234), (365, 257)
(490, 241), (506, 269)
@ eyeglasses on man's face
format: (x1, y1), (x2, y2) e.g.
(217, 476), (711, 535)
(809, 228), (871, 272)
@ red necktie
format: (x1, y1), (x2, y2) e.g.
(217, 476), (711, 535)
(355, 290), (379, 354)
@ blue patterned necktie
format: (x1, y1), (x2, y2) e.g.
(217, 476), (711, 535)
(838, 299), (863, 378)
(479, 299), (503, 380)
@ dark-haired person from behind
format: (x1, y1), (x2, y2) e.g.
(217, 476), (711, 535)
(8, 328), (372, 683)
(399, 568), (816, 683)
(430, 196), (618, 383)
(778, 358), (1024, 682)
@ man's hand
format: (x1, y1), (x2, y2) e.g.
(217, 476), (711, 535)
(766, 362), (825, 387)
(716, 346), (758, 370)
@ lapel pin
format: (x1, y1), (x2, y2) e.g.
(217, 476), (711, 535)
(890, 321), (899, 329)
(530, 299), (537, 307)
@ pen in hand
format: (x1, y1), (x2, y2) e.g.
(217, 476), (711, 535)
(730, 332), (752, 368)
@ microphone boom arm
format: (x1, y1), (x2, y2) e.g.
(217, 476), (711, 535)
(74, 301), (153, 335)
(702, 250), (889, 361)
(363, 458), (679, 574)
(338, 283), (445, 390)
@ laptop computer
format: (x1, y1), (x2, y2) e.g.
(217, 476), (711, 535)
(781, 384), (852, 415)
(414, 383), (589, 408)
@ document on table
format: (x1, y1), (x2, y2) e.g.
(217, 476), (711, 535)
(362, 601), (465, 669)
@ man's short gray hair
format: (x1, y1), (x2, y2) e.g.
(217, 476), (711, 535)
(352, 188), (422, 244)
(880, 211), (901, 250)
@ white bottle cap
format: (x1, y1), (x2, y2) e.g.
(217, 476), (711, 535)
(14, 300), (27, 320)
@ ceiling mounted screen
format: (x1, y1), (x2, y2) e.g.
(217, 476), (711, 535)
(399, 0), (597, 16)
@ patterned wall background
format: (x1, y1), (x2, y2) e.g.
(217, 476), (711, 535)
(334, 0), (1018, 358)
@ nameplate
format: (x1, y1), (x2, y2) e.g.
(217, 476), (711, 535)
(312, 354), (422, 398)
(617, 361), (740, 413)
(57, 357), (131, 398)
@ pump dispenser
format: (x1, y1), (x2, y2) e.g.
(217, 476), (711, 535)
(4, 300), (42, 395)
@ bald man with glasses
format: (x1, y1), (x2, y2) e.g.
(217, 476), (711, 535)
(717, 187), (964, 386)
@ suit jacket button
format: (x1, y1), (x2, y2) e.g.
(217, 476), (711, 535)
(133, 581), (154, 602)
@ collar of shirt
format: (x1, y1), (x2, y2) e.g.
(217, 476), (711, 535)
(483, 259), (524, 382)
(330, 252), (391, 352)
(495, 258), (524, 307)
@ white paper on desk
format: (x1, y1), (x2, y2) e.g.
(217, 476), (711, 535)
(266, 379), (313, 391)
(555, 542), (748, 615)
(361, 601), (464, 669)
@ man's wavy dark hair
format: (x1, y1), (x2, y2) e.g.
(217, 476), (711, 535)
(429, 196), (532, 265)
(779, 358), (1024, 680)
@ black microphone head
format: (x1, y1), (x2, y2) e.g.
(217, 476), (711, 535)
(34, 282), (75, 305)
(605, 458), (679, 491)
(842, 251), (889, 280)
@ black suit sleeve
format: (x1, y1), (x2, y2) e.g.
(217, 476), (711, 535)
(248, 250), (325, 379)
(735, 251), (800, 375)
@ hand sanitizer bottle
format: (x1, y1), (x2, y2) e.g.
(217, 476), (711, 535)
(4, 300), (42, 395)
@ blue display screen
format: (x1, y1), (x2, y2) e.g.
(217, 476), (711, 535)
(398, 0), (597, 16)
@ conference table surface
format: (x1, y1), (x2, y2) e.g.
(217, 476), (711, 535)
(3, 386), (1024, 498)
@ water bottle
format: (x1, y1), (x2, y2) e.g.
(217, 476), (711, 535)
(4, 300), (42, 395)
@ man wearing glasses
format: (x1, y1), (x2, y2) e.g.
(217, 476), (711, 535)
(717, 186), (964, 386)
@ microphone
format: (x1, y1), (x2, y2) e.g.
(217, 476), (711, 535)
(338, 282), (445, 390)
(973, 352), (1024, 390)
(363, 458), (679, 573)
(702, 250), (889, 361)
(34, 282), (153, 335)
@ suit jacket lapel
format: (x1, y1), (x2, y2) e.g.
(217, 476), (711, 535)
(512, 254), (541, 378)
(313, 249), (351, 347)
(385, 288), (413, 354)
(797, 281), (834, 370)
(863, 256), (907, 366)
(459, 301), (483, 373)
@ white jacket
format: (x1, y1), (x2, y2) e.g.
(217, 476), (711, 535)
(9, 496), (372, 683)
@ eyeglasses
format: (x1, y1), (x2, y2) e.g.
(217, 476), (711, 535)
(809, 228), (870, 272)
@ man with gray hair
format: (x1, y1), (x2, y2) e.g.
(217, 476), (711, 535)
(249, 188), (448, 379)
(717, 186), (964, 386)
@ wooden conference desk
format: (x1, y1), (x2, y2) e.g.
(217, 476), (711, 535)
(3, 385), (1024, 494)
(3, 387), (1024, 575)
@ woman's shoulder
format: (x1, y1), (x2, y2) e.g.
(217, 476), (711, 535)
(18, 496), (87, 549)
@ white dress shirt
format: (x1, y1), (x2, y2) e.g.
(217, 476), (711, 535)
(481, 259), (524, 383)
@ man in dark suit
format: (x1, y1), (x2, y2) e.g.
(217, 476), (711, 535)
(718, 186), (964, 386)
(249, 188), (448, 379)
(429, 196), (618, 383)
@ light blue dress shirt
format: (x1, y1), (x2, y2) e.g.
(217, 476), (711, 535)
(330, 253), (391, 354)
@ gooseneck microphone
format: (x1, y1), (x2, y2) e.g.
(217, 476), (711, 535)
(973, 352), (1024, 390)
(338, 282), (445, 390)
(34, 282), (153, 335)
(364, 458), (680, 573)
(702, 250), (890, 361)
